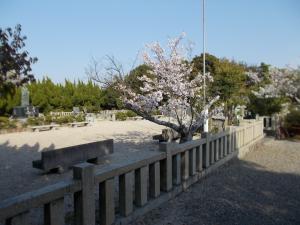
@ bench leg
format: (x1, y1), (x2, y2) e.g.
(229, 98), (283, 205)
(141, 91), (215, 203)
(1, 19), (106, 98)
(49, 166), (65, 174)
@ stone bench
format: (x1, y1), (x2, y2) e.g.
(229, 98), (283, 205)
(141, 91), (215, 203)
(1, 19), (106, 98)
(153, 129), (180, 142)
(126, 116), (143, 121)
(30, 124), (60, 132)
(32, 139), (113, 173)
(68, 121), (89, 127)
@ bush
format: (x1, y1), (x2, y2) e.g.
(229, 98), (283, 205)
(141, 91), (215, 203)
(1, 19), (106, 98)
(0, 117), (17, 129)
(75, 114), (85, 122)
(285, 110), (300, 128)
(44, 115), (53, 124)
(42, 114), (86, 125)
(116, 110), (138, 121)
(126, 110), (137, 117)
(116, 112), (127, 121)
(247, 95), (283, 116)
(0, 116), (9, 124)
(26, 117), (44, 126)
(53, 116), (74, 125)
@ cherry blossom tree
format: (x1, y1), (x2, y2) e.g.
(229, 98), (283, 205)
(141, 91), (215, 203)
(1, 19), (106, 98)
(115, 34), (220, 142)
(248, 67), (300, 103)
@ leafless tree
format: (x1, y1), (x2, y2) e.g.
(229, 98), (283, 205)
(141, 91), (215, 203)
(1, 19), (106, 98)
(85, 53), (140, 88)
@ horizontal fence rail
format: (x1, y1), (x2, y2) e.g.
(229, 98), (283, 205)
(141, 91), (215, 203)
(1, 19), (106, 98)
(0, 120), (264, 225)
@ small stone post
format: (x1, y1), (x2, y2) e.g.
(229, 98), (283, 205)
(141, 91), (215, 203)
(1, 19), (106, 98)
(73, 163), (95, 225)
(99, 178), (115, 225)
(196, 145), (203, 172)
(172, 154), (181, 185)
(210, 140), (215, 165)
(215, 139), (219, 161)
(189, 148), (196, 176)
(224, 135), (228, 155)
(203, 134), (210, 168)
(135, 166), (149, 207)
(119, 171), (134, 216)
(181, 151), (189, 181)
(149, 162), (160, 198)
(6, 211), (30, 225)
(44, 198), (65, 225)
(159, 143), (173, 192)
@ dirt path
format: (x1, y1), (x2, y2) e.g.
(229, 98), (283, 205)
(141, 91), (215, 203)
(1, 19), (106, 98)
(132, 138), (300, 225)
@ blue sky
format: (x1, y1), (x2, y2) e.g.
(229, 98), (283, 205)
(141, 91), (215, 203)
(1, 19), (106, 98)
(1, 0), (300, 83)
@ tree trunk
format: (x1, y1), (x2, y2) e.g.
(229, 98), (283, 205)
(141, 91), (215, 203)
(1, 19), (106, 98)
(179, 132), (193, 143)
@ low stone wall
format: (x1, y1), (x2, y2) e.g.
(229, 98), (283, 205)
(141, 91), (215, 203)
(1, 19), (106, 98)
(96, 110), (127, 121)
(0, 120), (264, 225)
(50, 111), (76, 117)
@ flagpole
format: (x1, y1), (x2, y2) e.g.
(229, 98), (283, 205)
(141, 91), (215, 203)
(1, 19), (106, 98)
(203, 0), (209, 133)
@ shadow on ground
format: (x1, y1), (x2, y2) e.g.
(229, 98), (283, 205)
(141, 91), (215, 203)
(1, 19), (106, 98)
(0, 131), (160, 201)
(133, 158), (300, 225)
(0, 136), (299, 224)
(0, 141), (59, 200)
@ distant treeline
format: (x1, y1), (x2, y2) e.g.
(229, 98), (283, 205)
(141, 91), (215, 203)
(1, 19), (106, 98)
(0, 52), (280, 117)
(0, 24), (289, 118)
(0, 78), (121, 115)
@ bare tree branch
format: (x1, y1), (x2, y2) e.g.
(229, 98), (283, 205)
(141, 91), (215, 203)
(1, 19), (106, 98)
(85, 55), (126, 88)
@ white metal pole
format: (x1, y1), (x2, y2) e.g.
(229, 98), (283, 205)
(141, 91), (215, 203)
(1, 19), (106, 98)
(203, 0), (209, 132)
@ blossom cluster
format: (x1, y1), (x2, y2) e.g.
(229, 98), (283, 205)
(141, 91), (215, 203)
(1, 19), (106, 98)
(119, 34), (219, 133)
(248, 67), (299, 103)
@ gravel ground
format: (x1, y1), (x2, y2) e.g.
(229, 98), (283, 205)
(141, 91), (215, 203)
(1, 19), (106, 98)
(0, 120), (165, 201)
(132, 138), (300, 225)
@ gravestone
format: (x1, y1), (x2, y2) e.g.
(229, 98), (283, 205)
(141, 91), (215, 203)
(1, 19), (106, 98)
(73, 107), (80, 114)
(13, 86), (39, 118)
(21, 87), (30, 107)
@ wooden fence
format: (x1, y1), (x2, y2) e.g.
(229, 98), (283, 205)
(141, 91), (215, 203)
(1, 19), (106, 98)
(0, 120), (264, 225)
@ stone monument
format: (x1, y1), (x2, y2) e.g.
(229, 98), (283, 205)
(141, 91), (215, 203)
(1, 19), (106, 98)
(21, 86), (30, 107)
(13, 86), (39, 118)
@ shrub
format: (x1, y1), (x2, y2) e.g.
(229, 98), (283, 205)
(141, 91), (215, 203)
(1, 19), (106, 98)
(126, 110), (137, 117)
(116, 112), (127, 121)
(75, 114), (85, 122)
(26, 117), (44, 126)
(53, 116), (74, 125)
(285, 110), (300, 128)
(0, 117), (17, 129)
(116, 110), (138, 121)
(0, 116), (9, 124)
(8, 120), (17, 129)
(44, 115), (53, 124)
(210, 126), (219, 134)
